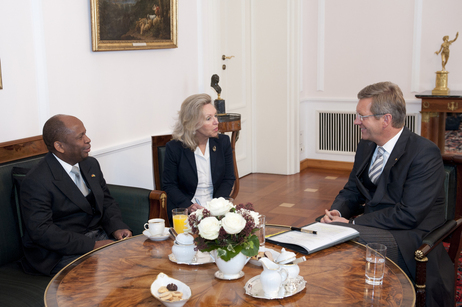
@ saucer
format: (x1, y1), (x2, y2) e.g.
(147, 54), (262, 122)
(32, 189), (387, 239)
(244, 275), (306, 299)
(214, 270), (245, 280)
(143, 228), (171, 241)
(168, 252), (214, 265)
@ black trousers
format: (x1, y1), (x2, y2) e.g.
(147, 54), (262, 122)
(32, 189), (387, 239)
(50, 227), (110, 275)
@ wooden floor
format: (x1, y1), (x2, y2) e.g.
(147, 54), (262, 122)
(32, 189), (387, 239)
(233, 167), (351, 227)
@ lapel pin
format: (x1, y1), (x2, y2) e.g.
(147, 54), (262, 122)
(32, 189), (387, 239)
(213, 146), (216, 152)
(91, 174), (96, 177)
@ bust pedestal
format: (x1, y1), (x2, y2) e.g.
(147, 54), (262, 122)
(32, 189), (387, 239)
(432, 71), (450, 95)
(214, 99), (226, 115)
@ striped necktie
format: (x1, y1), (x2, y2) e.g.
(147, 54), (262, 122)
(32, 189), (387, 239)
(369, 147), (385, 184)
(71, 166), (89, 196)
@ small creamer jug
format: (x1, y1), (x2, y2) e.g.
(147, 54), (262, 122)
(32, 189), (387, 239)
(259, 258), (288, 298)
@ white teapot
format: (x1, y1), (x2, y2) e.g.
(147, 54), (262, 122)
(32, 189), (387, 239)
(259, 258), (288, 298)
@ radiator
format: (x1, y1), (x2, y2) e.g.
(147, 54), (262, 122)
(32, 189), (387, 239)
(318, 112), (417, 153)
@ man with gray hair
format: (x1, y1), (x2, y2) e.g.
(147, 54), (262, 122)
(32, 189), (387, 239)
(320, 82), (453, 306)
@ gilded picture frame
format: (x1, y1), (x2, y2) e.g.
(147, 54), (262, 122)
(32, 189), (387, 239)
(90, 0), (178, 52)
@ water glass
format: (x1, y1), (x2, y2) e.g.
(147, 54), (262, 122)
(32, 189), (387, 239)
(256, 215), (266, 247)
(172, 208), (188, 234)
(365, 243), (387, 285)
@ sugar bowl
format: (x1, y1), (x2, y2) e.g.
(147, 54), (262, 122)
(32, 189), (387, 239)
(172, 233), (197, 263)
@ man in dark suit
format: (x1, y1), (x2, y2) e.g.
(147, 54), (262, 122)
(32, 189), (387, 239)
(20, 114), (131, 276)
(320, 82), (453, 306)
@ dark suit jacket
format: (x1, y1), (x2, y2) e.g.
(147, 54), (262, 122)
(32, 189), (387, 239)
(162, 134), (235, 220)
(331, 127), (453, 306)
(20, 153), (129, 276)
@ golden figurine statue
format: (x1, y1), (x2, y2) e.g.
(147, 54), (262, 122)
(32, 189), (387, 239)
(432, 32), (459, 95)
(435, 32), (458, 71)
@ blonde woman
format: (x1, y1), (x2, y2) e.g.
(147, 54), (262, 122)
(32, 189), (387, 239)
(163, 94), (235, 222)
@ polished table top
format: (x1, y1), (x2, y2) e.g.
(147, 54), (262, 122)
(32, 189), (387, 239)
(45, 229), (415, 307)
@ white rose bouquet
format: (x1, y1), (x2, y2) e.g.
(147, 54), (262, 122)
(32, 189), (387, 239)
(188, 199), (261, 261)
(205, 197), (234, 216)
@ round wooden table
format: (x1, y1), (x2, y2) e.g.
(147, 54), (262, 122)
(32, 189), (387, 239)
(44, 232), (415, 306)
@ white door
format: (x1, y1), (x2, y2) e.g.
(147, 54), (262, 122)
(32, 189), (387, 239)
(201, 0), (300, 176)
(212, 0), (253, 178)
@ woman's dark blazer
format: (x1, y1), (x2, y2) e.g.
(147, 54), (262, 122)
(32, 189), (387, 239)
(162, 134), (235, 220)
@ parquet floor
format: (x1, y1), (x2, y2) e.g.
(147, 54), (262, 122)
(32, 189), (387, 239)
(233, 167), (351, 227)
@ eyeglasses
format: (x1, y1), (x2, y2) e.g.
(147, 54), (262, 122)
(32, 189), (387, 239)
(356, 113), (386, 122)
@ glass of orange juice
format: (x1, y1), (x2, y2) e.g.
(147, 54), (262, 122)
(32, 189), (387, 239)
(172, 208), (188, 234)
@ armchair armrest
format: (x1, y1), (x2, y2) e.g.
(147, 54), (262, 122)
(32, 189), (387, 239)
(416, 219), (462, 259)
(414, 218), (462, 307)
(149, 190), (169, 226)
(107, 184), (168, 235)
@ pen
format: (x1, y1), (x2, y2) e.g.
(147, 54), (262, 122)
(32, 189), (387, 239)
(297, 228), (317, 235)
(266, 224), (318, 235)
(195, 198), (201, 206)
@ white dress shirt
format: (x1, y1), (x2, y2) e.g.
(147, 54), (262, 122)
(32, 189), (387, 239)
(369, 128), (404, 174)
(192, 139), (214, 206)
(53, 154), (91, 192)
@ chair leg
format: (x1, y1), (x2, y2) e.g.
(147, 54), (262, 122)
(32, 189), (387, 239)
(415, 256), (427, 307)
(448, 230), (462, 307)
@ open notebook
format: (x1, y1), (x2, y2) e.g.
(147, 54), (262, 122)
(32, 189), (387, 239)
(266, 222), (359, 255)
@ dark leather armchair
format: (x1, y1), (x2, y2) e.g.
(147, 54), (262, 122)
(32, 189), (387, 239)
(414, 154), (462, 307)
(151, 134), (239, 205)
(151, 134), (172, 191)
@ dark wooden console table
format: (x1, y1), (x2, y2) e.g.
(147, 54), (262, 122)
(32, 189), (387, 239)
(416, 91), (462, 153)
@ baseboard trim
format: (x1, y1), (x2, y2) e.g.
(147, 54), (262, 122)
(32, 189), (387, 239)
(300, 159), (354, 171)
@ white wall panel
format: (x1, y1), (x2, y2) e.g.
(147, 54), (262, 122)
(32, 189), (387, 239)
(0, 0), (201, 189)
(301, 0), (462, 163)
(0, 0), (41, 140)
(420, 1), (462, 91)
(1, 0), (461, 186)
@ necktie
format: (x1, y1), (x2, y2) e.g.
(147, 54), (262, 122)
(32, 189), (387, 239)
(369, 147), (385, 184)
(71, 166), (89, 196)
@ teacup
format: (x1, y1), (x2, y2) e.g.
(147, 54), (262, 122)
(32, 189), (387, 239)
(144, 218), (165, 236)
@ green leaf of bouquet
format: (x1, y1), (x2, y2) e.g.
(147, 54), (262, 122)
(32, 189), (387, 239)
(220, 249), (239, 261)
(200, 246), (218, 252)
(217, 248), (227, 258)
(240, 235), (259, 257)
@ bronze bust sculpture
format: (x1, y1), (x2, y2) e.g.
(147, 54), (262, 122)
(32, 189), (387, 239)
(211, 74), (222, 97)
(211, 74), (225, 114)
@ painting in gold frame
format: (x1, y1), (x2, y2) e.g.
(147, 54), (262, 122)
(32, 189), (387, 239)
(91, 0), (177, 52)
